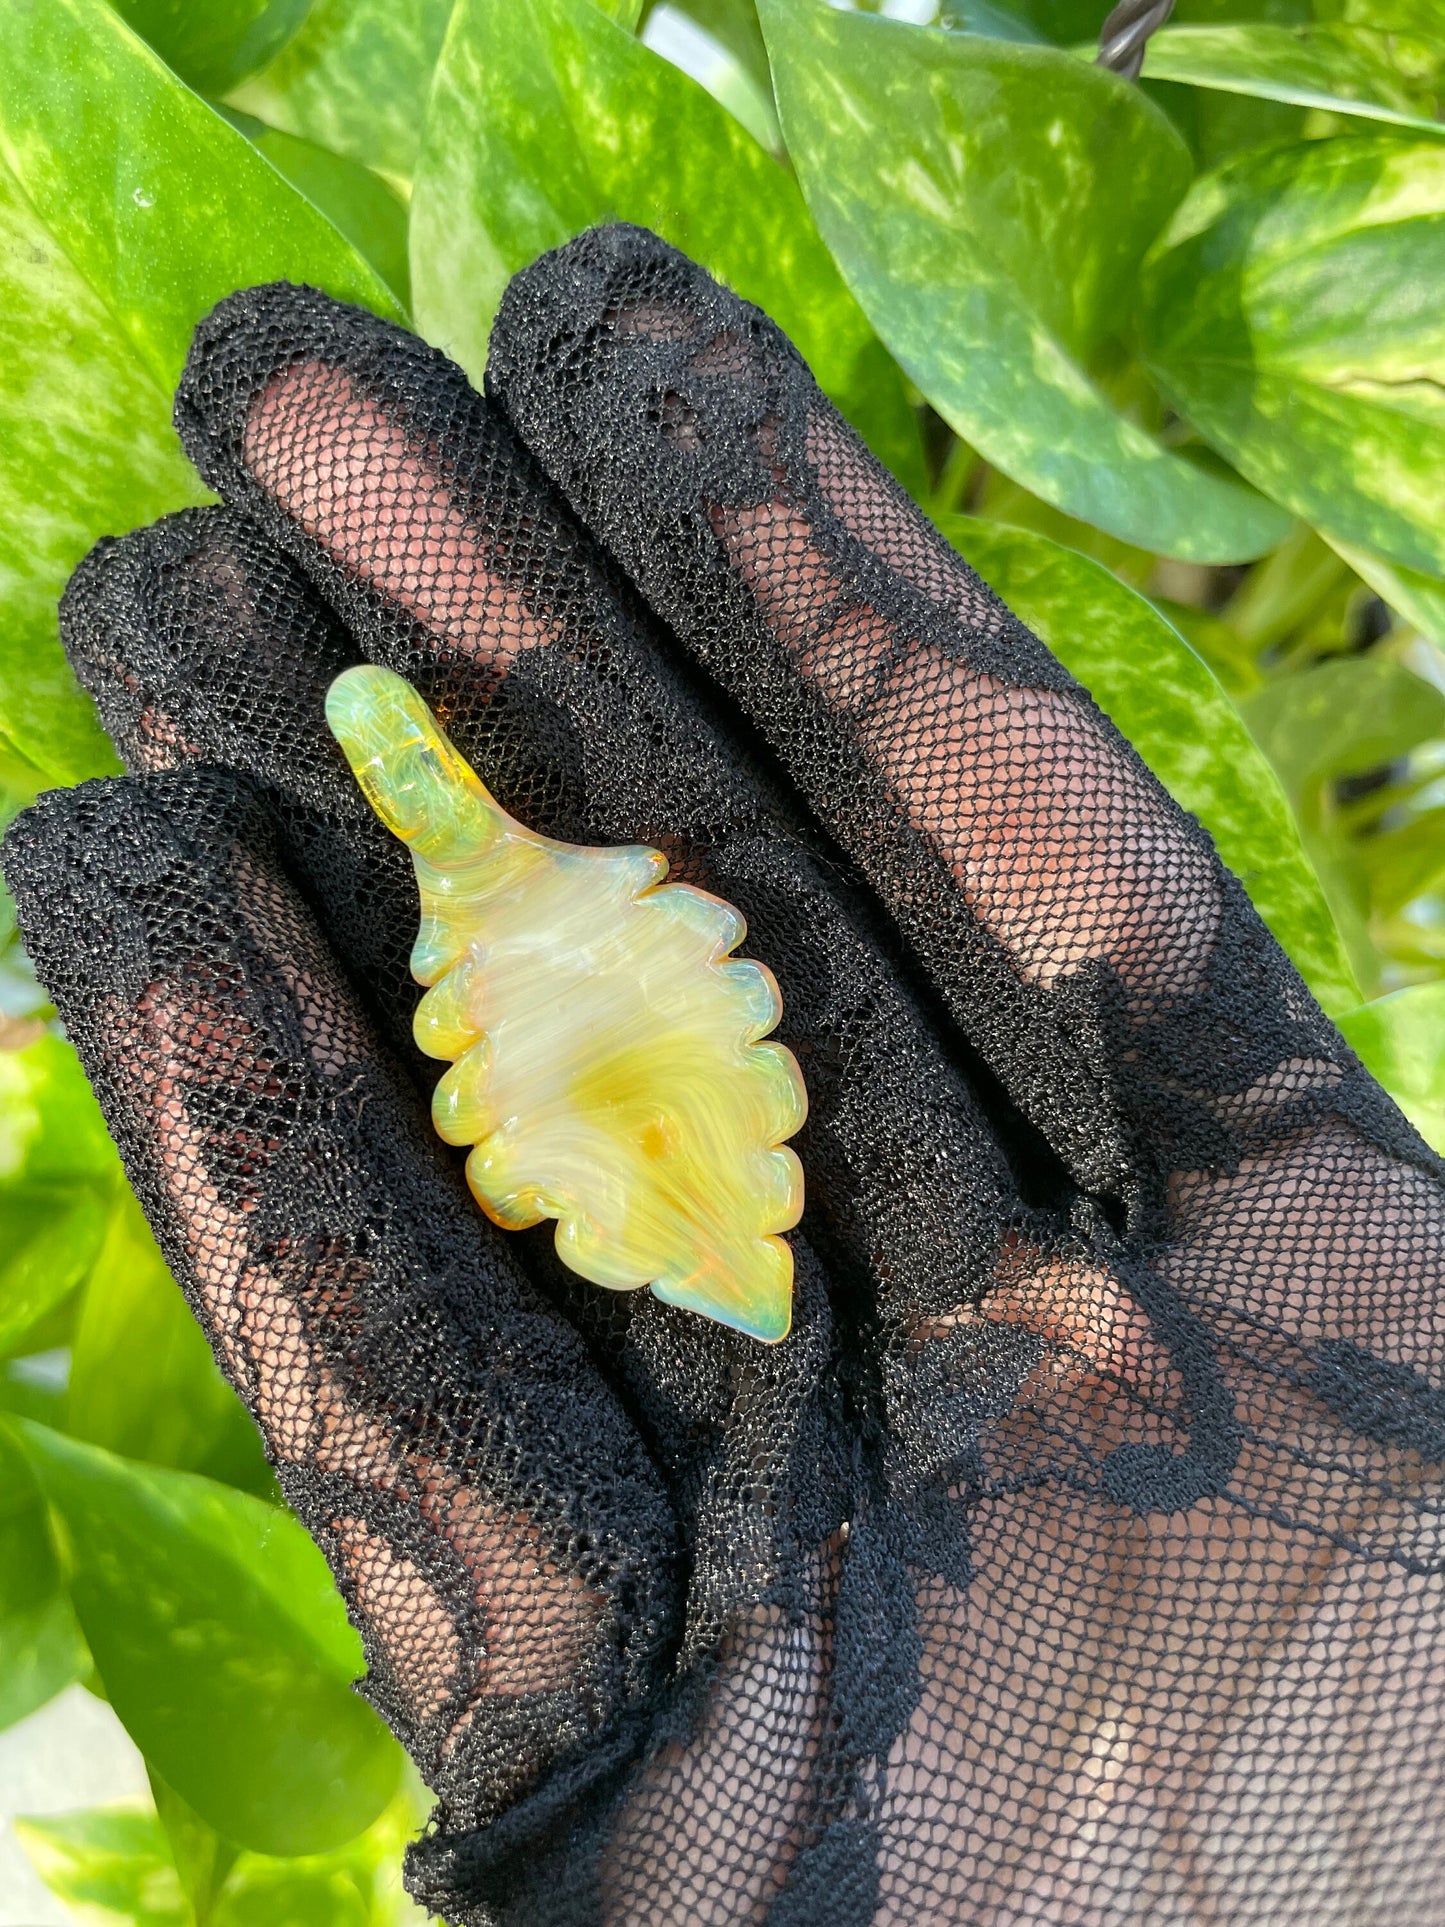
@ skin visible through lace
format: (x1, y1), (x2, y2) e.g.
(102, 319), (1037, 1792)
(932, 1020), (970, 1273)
(662, 336), (1445, 1916)
(479, 236), (1445, 1919)
(107, 852), (604, 1777)
(12, 254), (1445, 1926)
(227, 347), (1356, 1917)
(238, 342), (1445, 1914)
(226, 354), (1174, 1907)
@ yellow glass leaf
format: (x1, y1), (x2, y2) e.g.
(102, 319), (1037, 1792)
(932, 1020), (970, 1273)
(325, 664), (806, 1342)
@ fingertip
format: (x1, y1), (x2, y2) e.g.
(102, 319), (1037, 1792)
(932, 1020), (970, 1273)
(174, 281), (358, 492)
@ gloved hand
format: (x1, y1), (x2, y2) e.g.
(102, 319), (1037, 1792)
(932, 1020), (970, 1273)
(5, 225), (1444, 1927)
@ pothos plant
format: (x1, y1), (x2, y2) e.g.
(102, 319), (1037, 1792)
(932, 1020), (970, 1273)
(1, 0), (1442, 1919)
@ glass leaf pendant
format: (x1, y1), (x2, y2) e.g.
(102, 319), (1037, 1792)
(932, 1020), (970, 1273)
(326, 665), (806, 1342)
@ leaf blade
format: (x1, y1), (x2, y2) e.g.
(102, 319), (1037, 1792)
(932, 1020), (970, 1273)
(228, 0), (456, 185)
(1141, 24), (1445, 138)
(15, 1805), (191, 1927)
(0, 0), (405, 780)
(17, 1422), (399, 1856)
(410, 0), (925, 487)
(1337, 982), (1445, 1151)
(0, 0), (403, 394)
(0, 1426), (88, 1733)
(0, 1035), (120, 1355)
(1140, 134), (1445, 579)
(112, 0), (313, 95)
(757, 0), (1290, 561)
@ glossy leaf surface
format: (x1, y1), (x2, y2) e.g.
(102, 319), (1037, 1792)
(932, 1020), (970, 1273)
(645, 0), (774, 102)
(411, 0), (925, 487)
(19, 1423), (399, 1855)
(222, 107), (411, 307)
(0, 0), (402, 781)
(1240, 654), (1445, 989)
(758, 0), (1289, 560)
(941, 515), (1362, 1013)
(0, 157), (191, 782)
(0, 1426), (88, 1731)
(0, 1037), (119, 1356)
(1338, 982), (1445, 1151)
(68, 1188), (275, 1498)
(640, 0), (780, 149)
(230, 0), (462, 183)
(0, 0), (402, 391)
(1141, 24), (1445, 135)
(17, 1783), (433, 1926)
(111, 0), (313, 94)
(15, 1807), (190, 1927)
(1141, 135), (1445, 579)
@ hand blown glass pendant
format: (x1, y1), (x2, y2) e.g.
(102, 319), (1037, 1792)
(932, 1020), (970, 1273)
(326, 665), (806, 1342)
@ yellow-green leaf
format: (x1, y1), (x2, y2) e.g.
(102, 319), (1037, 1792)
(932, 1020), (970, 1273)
(1141, 24), (1445, 137)
(18, 1423), (400, 1856)
(757, 0), (1290, 561)
(1141, 134), (1445, 580)
(0, 0), (404, 781)
(410, 0), (925, 488)
(1338, 982), (1445, 1151)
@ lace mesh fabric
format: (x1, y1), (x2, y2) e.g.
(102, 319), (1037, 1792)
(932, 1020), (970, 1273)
(1, 226), (1442, 1922)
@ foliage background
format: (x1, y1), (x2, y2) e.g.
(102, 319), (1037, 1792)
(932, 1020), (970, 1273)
(1, 0), (1443, 1917)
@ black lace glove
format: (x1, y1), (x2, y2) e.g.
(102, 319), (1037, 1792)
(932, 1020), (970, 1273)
(5, 225), (1444, 1927)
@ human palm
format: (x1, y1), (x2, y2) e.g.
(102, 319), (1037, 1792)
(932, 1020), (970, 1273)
(6, 226), (1444, 1925)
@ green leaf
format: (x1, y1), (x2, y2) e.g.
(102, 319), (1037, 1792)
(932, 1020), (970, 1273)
(220, 108), (411, 308)
(18, 1782), (434, 1926)
(1338, 982), (1445, 1151)
(940, 0), (1047, 43)
(68, 1187), (275, 1499)
(644, 0), (775, 99)
(1325, 534), (1445, 647)
(215, 1778), (434, 1925)
(111, 0), (313, 94)
(0, 1035), (116, 1190)
(1140, 135), (1445, 581)
(0, 0), (404, 782)
(640, 0), (781, 150)
(410, 0), (926, 489)
(150, 1769), (241, 1924)
(14, 1805), (191, 1927)
(0, 1036), (120, 1356)
(0, 156), (191, 782)
(0, 1190), (109, 1360)
(229, 0), (456, 183)
(17, 1422), (399, 1856)
(1356, 804), (1445, 932)
(0, 0), (403, 392)
(1242, 654), (1445, 791)
(0, 750), (54, 1024)
(757, 0), (1290, 562)
(940, 514), (1363, 1013)
(1140, 24), (1445, 136)
(1239, 654), (1445, 990)
(0, 1425), (88, 1731)
(1151, 597), (1266, 697)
